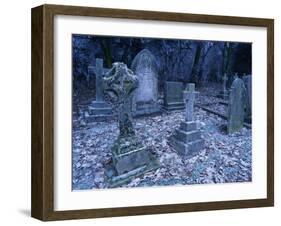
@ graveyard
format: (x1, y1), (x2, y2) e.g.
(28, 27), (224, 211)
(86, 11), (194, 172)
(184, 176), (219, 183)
(72, 35), (252, 190)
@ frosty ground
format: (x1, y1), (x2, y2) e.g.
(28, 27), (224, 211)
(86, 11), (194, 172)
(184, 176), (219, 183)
(72, 87), (252, 190)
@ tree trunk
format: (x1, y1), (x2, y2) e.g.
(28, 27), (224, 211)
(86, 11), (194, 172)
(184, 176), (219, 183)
(190, 43), (202, 84)
(101, 39), (113, 68)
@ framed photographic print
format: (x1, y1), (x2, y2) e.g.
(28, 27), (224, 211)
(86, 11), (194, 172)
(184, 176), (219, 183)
(31, 4), (274, 221)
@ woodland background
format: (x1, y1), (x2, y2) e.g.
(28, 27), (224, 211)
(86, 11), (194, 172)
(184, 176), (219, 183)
(72, 35), (252, 95)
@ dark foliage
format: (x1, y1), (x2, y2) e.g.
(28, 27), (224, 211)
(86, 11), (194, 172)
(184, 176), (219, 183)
(72, 34), (251, 95)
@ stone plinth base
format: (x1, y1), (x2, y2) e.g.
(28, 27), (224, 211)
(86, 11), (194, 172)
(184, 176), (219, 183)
(162, 101), (185, 111)
(85, 101), (113, 122)
(132, 102), (161, 117)
(105, 136), (159, 187)
(169, 121), (204, 158)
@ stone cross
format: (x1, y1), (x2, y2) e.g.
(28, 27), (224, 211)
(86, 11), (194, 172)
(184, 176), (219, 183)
(103, 63), (159, 186)
(168, 83), (204, 158)
(222, 73), (228, 92)
(183, 83), (198, 122)
(103, 62), (138, 138)
(88, 58), (108, 102)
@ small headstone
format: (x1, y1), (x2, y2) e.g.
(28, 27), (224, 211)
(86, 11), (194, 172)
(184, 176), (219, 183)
(217, 73), (229, 100)
(169, 83), (204, 158)
(227, 76), (247, 133)
(131, 49), (161, 116)
(163, 81), (185, 111)
(86, 58), (113, 122)
(242, 74), (252, 122)
(103, 62), (158, 187)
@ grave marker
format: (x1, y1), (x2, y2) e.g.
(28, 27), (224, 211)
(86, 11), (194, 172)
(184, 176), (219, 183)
(217, 73), (229, 100)
(169, 83), (204, 158)
(131, 49), (160, 116)
(242, 74), (252, 122)
(227, 76), (247, 133)
(103, 62), (158, 187)
(163, 81), (185, 111)
(86, 58), (113, 122)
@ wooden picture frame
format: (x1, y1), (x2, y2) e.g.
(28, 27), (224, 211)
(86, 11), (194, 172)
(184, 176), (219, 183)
(31, 4), (274, 221)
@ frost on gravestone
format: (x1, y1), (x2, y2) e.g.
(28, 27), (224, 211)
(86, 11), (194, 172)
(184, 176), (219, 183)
(227, 76), (247, 134)
(168, 83), (204, 158)
(131, 49), (161, 116)
(103, 62), (159, 188)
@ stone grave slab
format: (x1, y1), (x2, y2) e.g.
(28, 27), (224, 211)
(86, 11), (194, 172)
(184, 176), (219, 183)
(163, 81), (185, 111)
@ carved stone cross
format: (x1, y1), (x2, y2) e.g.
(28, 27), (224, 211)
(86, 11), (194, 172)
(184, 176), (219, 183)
(103, 62), (138, 138)
(183, 83), (198, 122)
(88, 58), (109, 102)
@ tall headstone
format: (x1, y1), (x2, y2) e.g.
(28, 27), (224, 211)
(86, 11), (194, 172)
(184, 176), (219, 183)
(163, 81), (185, 111)
(169, 83), (204, 158)
(242, 74), (252, 122)
(86, 58), (113, 122)
(103, 62), (158, 187)
(131, 49), (160, 116)
(227, 76), (247, 133)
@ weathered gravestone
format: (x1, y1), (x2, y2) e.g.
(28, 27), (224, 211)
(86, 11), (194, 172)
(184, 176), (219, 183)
(227, 76), (247, 133)
(103, 62), (159, 187)
(163, 81), (185, 111)
(169, 83), (204, 158)
(86, 58), (113, 122)
(131, 49), (160, 116)
(242, 74), (252, 122)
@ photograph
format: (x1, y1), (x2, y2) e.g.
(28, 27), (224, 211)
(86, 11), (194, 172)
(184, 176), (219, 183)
(30, 3), (274, 221)
(71, 34), (252, 190)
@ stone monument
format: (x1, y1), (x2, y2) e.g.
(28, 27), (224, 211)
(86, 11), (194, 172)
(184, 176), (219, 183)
(103, 62), (159, 187)
(86, 58), (113, 122)
(242, 74), (252, 122)
(163, 81), (185, 111)
(169, 83), (204, 158)
(217, 73), (229, 100)
(227, 75), (247, 133)
(131, 49), (160, 116)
